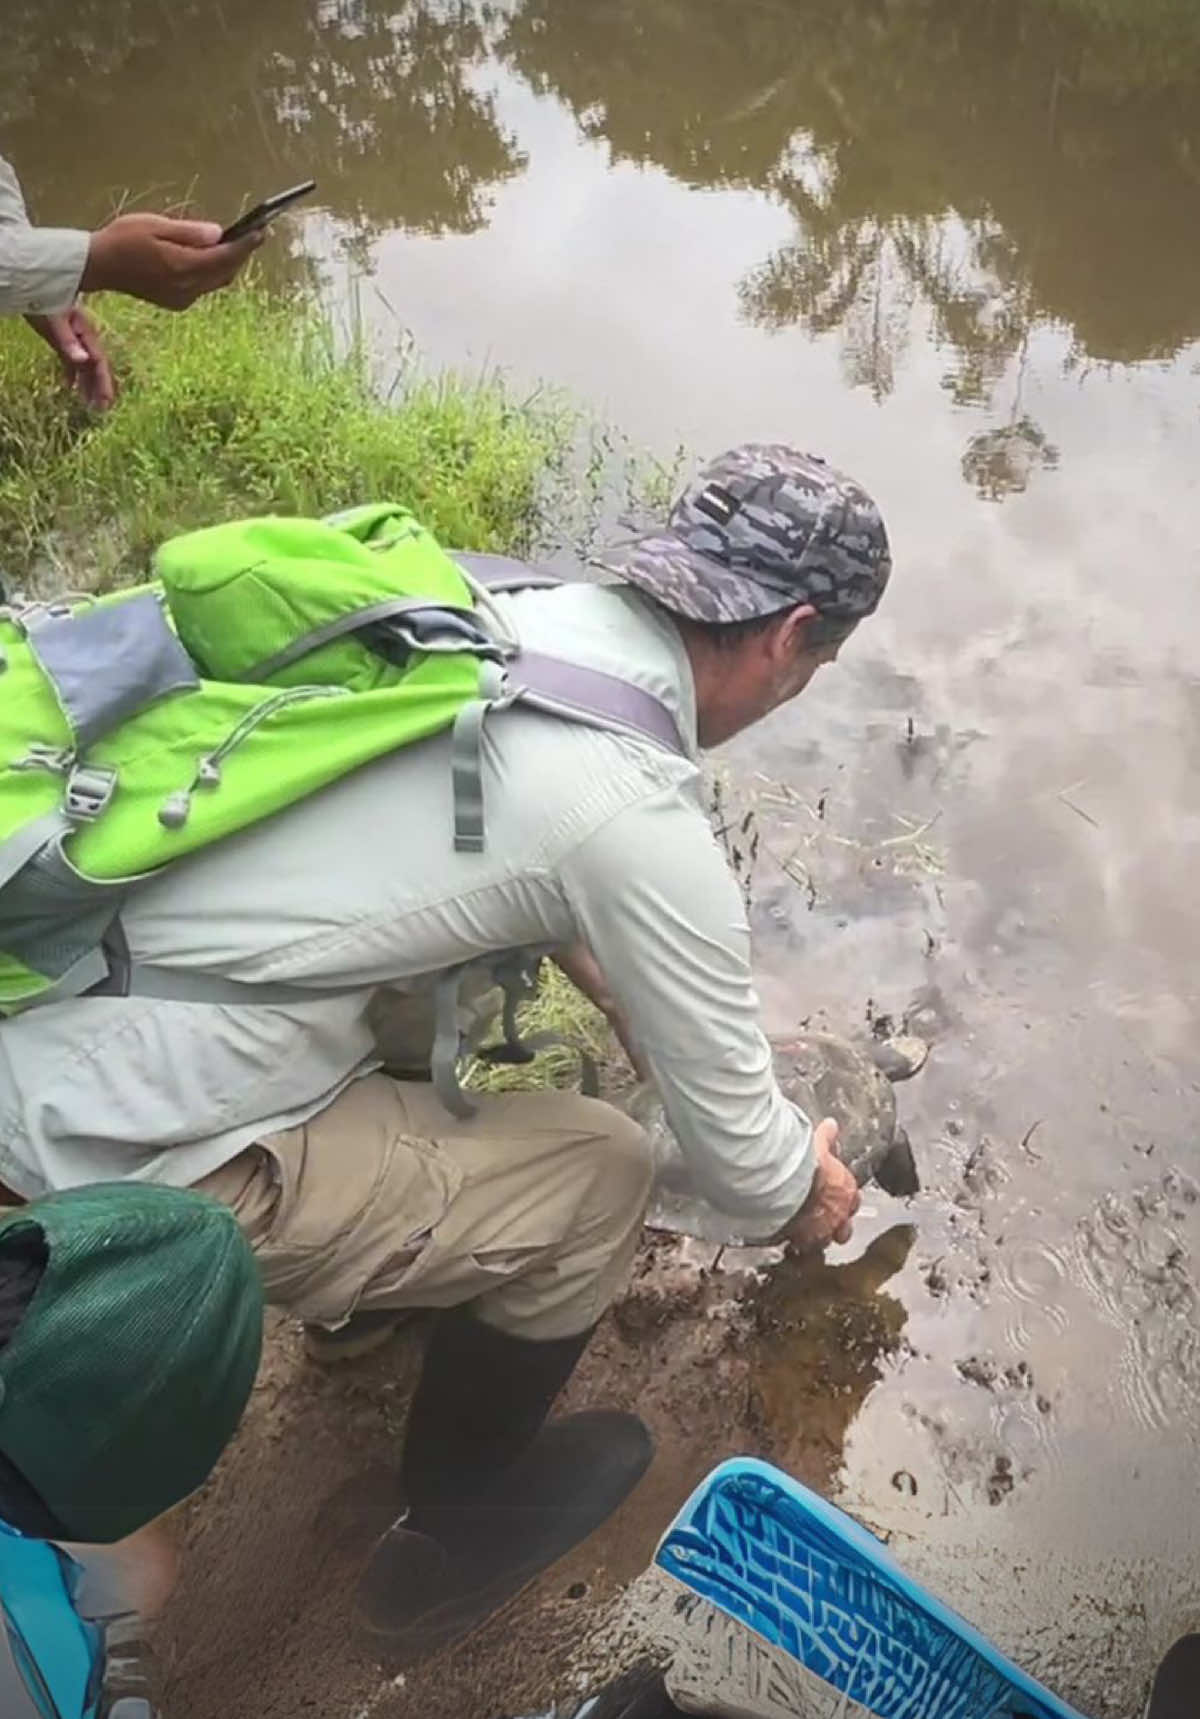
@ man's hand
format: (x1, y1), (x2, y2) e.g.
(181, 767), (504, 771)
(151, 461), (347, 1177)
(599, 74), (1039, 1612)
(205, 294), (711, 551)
(81, 213), (263, 311)
(25, 306), (116, 411)
(780, 1118), (861, 1251)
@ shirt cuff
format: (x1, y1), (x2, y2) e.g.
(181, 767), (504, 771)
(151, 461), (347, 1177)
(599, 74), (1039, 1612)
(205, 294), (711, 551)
(731, 1102), (817, 1240)
(0, 226), (90, 316)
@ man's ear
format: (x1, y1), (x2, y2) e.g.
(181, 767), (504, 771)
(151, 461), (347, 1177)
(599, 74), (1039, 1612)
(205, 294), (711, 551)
(769, 602), (818, 662)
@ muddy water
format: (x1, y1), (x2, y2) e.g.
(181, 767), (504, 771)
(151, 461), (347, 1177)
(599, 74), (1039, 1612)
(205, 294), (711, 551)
(7, 2), (1200, 1712)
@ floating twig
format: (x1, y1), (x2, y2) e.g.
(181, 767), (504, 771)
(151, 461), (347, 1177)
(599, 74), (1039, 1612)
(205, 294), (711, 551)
(1057, 791), (1100, 829)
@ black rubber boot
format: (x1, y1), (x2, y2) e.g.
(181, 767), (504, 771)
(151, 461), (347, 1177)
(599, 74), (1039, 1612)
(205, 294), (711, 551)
(356, 1307), (653, 1657)
(402, 1305), (596, 1506)
(1145, 1635), (1200, 1719)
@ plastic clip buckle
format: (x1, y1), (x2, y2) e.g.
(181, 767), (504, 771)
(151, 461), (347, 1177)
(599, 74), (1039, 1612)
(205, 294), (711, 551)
(64, 764), (117, 822)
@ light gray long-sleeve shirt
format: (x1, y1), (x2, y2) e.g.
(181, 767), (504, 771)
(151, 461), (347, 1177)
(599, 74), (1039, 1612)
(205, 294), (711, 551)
(0, 582), (816, 1237)
(0, 154), (89, 315)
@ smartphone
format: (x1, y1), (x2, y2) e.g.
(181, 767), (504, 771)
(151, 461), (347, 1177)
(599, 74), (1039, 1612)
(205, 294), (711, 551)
(220, 180), (316, 244)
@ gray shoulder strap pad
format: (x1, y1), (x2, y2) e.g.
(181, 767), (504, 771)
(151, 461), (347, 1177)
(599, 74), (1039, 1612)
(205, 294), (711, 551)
(450, 553), (686, 756)
(511, 651), (686, 756)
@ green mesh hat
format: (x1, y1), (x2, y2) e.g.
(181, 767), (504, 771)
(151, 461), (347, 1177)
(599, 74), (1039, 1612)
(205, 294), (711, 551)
(0, 1183), (262, 1544)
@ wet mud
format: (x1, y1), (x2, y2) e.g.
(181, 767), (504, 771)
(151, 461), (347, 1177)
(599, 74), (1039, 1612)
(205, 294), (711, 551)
(157, 1082), (1194, 1719)
(155, 1257), (760, 1719)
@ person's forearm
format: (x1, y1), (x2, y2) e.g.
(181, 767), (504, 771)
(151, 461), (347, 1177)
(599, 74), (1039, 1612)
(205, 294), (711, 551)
(564, 795), (823, 1232)
(553, 942), (649, 1081)
(0, 156), (89, 316)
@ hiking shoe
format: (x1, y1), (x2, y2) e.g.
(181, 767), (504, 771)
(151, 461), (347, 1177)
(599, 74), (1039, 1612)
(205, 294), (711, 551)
(357, 1408), (653, 1660)
(303, 1308), (419, 1365)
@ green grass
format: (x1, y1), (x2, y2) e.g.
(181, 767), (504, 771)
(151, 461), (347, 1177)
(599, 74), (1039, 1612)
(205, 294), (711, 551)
(0, 277), (571, 588)
(464, 961), (620, 1097)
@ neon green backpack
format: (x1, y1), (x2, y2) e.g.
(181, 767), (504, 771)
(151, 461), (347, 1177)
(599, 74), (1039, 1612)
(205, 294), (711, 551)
(0, 504), (684, 1093)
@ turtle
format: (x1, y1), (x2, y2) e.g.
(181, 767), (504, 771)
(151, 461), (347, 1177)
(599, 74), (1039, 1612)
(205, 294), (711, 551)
(771, 1030), (921, 1199)
(633, 1029), (922, 1244)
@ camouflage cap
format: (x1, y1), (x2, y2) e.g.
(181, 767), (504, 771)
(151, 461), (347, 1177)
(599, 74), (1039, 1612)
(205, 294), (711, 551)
(597, 444), (891, 626)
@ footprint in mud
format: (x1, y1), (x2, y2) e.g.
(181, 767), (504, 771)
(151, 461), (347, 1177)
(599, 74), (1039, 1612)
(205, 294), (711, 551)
(955, 1355), (1040, 1398)
(1074, 1170), (1200, 1433)
(985, 1453), (1016, 1506)
(918, 1238), (994, 1306)
(954, 1353), (1059, 1475)
(905, 1405), (1035, 1511)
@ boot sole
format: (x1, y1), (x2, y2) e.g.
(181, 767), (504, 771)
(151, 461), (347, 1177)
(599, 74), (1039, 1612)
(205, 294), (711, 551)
(359, 1411), (654, 1661)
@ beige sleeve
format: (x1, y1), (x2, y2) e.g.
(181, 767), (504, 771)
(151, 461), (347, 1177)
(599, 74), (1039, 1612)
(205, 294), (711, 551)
(562, 784), (816, 1238)
(0, 155), (90, 315)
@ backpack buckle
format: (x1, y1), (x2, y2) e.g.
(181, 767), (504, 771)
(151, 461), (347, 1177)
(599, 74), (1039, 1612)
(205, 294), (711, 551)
(64, 764), (117, 822)
(14, 743), (72, 775)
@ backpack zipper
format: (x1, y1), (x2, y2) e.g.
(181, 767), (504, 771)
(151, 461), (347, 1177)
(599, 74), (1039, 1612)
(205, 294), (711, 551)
(158, 684), (347, 829)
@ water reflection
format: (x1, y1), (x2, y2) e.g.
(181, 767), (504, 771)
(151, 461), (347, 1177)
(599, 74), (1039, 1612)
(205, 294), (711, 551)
(752, 1224), (916, 1489)
(505, 0), (1200, 363)
(4, 0), (1200, 497)
(1, 0), (522, 243)
(504, 0), (1200, 493)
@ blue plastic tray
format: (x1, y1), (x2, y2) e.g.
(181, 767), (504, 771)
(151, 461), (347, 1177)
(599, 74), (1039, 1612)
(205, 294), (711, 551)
(654, 1459), (1086, 1719)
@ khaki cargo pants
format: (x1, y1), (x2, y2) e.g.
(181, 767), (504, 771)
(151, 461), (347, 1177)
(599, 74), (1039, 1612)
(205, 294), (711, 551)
(196, 1072), (654, 1341)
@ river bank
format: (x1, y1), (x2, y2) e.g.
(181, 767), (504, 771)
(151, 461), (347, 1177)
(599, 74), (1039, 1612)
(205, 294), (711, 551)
(0, 277), (570, 594)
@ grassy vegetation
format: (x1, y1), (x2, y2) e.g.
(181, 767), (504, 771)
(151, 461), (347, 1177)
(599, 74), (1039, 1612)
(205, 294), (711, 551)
(464, 961), (619, 1098)
(0, 276), (571, 590)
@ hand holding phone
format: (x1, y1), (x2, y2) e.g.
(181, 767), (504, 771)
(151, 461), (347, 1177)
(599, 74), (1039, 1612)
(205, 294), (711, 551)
(220, 180), (317, 244)
(83, 212), (266, 310)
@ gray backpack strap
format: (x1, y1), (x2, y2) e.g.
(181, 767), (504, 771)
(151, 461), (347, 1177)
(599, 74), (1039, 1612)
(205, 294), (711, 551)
(432, 966), (476, 1120)
(446, 551), (686, 853)
(0, 810), (74, 893)
(110, 940), (595, 1122)
(96, 915), (359, 1010)
(451, 551), (562, 594)
(237, 597), (485, 682)
(24, 945), (111, 1007)
(446, 649), (687, 856)
(510, 651), (686, 757)
(446, 649), (685, 856)
(449, 659), (512, 854)
(455, 552), (686, 752)
(121, 965), (331, 1008)
(431, 950), (597, 1120)
(465, 954), (601, 1097)
(431, 954), (539, 1119)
